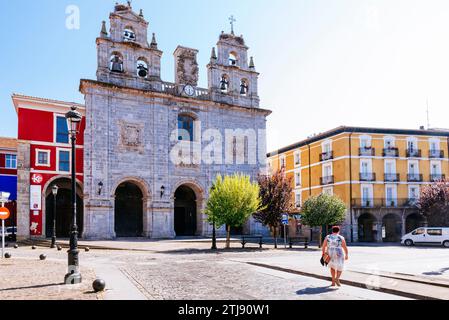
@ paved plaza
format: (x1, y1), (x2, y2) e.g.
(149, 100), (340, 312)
(2, 239), (448, 300)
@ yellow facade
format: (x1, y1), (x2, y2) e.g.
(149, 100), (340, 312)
(268, 127), (449, 242)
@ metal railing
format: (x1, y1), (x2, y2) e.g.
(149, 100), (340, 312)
(359, 147), (375, 156)
(384, 173), (400, 182)
(320, 151), (334, 162)
(407, 173), (423, 182)
(382, 148), (399, 157)
(359, 172), (376, 181)
(352, 198), (419, 208)
(429, 150), (444, 159)
(406, 149), (422, 158)
(320, 175), (334, 185)
(430, 174), (446, 182)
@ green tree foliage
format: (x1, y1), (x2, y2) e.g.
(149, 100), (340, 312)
(253, 169), (294, 248)
(206, 174), (262, 248)
(301, 194), (347, 247)
(417, 180), (449, 227)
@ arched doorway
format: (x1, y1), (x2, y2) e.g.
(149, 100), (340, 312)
(358, 213), (377, 242)
(114, 182), (143, 237)
(382, 213), (402, 242)
(406, 213), (425, 234)
(45, 178), (83, 238)
(174, 185), (197, 236)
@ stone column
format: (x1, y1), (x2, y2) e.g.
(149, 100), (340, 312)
(16, 142), (30, 241)
(82, 199), (115, 240)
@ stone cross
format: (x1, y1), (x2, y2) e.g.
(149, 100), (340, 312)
(229, 15), (236, 34)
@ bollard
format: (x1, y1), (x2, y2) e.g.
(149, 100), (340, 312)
(92, 279), (106, 292)
(32, 246), (37, 250)
(85, 247), (90, 252)
(39, 254), (47, 261)
(4, 252), (11, 259)
(57, 246), (62, 251)
(14, 244), (18, 249)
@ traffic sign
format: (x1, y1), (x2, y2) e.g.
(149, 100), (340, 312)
(282, 214), (289, 225)
(0, 207), (10, 220)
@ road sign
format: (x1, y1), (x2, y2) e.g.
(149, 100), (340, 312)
(0, 207), (10, 220)
(282, 214), (289, 225)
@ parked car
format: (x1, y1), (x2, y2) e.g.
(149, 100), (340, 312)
(0, 226), (17, 241)
(401, 227), (449, 248)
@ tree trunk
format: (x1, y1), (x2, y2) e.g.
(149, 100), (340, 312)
(226, 225), (231, 249)
(318, 225), (322, 248)
(273, 226), (278, 249)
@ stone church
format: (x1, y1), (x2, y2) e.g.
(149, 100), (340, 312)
(80, 2), (271, 239)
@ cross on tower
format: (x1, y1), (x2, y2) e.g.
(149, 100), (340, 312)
(229, 15), (236, 34)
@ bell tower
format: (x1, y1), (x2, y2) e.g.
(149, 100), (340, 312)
(96, 2), (163, 91)
(207, 25), (260, 108)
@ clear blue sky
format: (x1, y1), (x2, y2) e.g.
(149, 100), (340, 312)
(2, 0), (449, 152)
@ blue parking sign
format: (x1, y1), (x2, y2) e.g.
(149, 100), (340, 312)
(282, 214), (289, 225)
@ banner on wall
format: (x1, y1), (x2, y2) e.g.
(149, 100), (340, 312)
(30, 185), (42, 210)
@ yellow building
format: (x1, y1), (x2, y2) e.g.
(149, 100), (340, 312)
(268, 126), (449, 243)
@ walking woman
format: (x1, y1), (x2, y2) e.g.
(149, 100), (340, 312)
(321, 226), (349, 287)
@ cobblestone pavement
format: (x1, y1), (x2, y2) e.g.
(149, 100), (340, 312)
(0, 252), (100, 300)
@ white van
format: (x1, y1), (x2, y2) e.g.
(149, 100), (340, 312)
(401, 227), (449, 248)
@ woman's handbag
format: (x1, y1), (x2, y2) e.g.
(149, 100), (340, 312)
(320, 252), (331, 266)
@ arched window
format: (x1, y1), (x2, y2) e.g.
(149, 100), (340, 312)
(220, 75), (229, 93)
(110, 53), (124, 73)
(136, 59), (148, 78)
(240, 79), (249, 96)
(178, 115), (195, 142)
(123, 27), (136, 42)
(229, 52), (237, 66)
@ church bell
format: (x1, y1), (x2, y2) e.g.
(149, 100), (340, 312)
(220, 78), (228, 91)
(137, 64), (148, 78)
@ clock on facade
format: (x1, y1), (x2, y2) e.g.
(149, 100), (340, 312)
(183, 85), (195, 97)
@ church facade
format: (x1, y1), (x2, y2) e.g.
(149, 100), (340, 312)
(80, 2), (271, 239)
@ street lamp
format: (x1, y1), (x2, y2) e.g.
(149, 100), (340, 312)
(64, 106), (82, 285)
(50, 185), (59, 249)
(210, 185), (217, 250)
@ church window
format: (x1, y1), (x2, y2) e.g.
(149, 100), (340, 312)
(229, 52), (237, 66)
(136, 59), (148, 78)
(178, 115), (194, 142)
(220, 75), (229, 93)
(110, 53), (124, 73)
(240, 79), (249, 96)
(123, 28), (136, 42)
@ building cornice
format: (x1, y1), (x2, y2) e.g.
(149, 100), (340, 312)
(12, 94), (85, 115)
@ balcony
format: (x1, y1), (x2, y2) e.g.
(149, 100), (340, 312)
(320, 175), (334, 185)
(382, 147), (399, 157)
(352, 198), (418, 208)
(384, 173), (400, 182)
(359, 147), (375, 157)
(430, 174), (446, 182)
(429, 149), (444, 159)
(406, 149), (422, 158)
(320, 151), (334, 162)
(407, 173), (423, 182)
(359, 172), (376, 181)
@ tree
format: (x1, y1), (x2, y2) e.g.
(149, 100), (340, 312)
(253, 169), (294, 248)
(417, 180), (449, 227)
(301, 194), (346, 247)
(205, 174), (262, 249)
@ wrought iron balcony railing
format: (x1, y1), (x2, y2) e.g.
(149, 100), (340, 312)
(430, 174), (446, 182)
(359, 147), (375, 157)
(320, 151), (334, 162)
(384, 173), (400, 182)
(320, 175), (334, 185)
(406, 149), (422, 158)
(352, 198), (419, 208)
(429, 150), (444, 159)
(407, 173), (423, 182)
(359, 172), (376, 181)
(382, 148), (399, 157)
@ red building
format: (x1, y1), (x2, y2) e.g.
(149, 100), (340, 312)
(0, 137), (18, 227)
(12, 94), (85, 239)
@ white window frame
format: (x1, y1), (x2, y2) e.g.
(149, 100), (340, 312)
(384, 159), (396, 174)
(322, 163), (333, 177)
(385, 184), (398, 206)
(408, 160), (420, 175)
(294, 170), (301, 187)
(359, 135), (372, 149)
(407, 137), (418, 151)
(294, 150), (301, 167)
(429, 138), (440, 152)
(54, 114), (70, 145)
(280, 155), (286, 169)
(408, 185), (420, 201)
(4, 154), (17, 169)
(295, 191), (302, 208)
(430, 161), (442, 175)
(322, 187), (334, 196)
(35, 149), (51, 167)
(360, 159), (372, 173)
(384, 136), (396, 148)
(321, 140), (332, 153)
(56, 148), (71, 173)
(361, 184), (374, 206)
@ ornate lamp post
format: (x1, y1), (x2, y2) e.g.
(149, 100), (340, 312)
(50, 185), (59, 248)
(64, 106), (82, 285)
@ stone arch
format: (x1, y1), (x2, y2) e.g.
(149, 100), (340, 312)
(172, 179), (206, 236)
(136, 57), (149, 78)
(111, 177), (151, 238)
(357, 212), (377, 242)
(110, 52), (124, 73)
(405, 212), (425, 234)
(382, 213), (402, 242)
(42, 175), (84, 239)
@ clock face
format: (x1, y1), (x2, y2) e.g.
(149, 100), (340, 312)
(184, 85), (195, 96)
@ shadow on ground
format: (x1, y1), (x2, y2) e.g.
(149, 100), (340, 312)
(422, 267), (449, 276)
(296, 286), (336, 295)
(0, 283), (63, 292)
